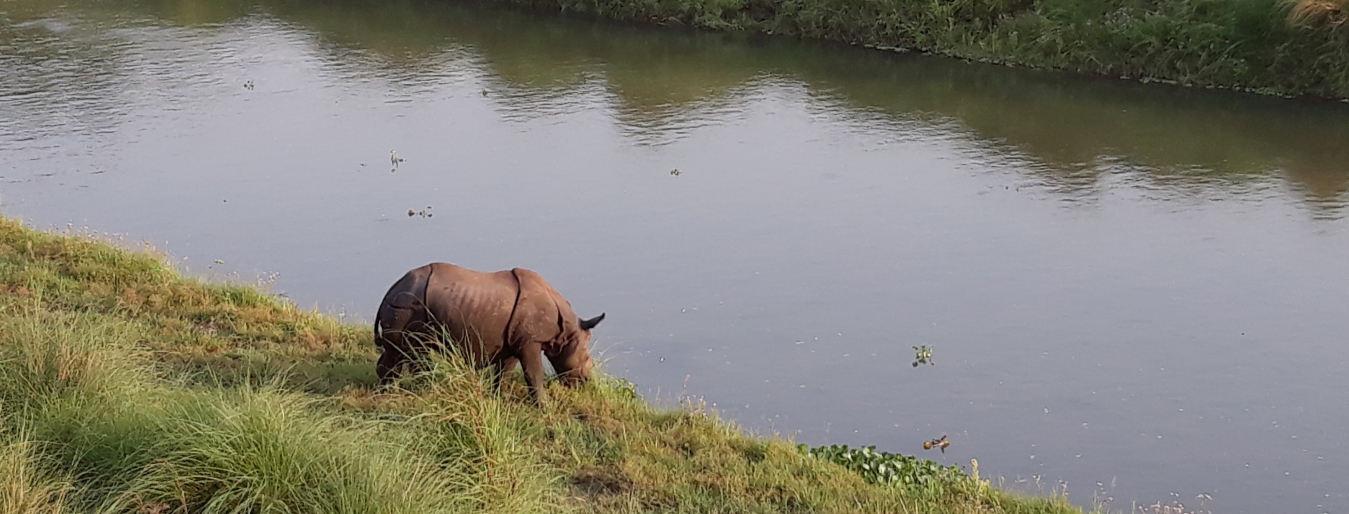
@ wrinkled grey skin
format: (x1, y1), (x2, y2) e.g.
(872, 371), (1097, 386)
(374, 263), (604, 404)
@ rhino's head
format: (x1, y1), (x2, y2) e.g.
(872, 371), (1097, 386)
(548, 313), (604, 386)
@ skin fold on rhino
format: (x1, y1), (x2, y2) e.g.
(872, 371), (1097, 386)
(374, 262), (605, 404)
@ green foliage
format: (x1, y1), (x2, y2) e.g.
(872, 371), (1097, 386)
(799, 443), (972, 491)
(494, 0), (1349, 98)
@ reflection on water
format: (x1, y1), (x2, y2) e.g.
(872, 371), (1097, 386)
(284, 0), (1349, 209)
(8, 0), (1349, 210)
(4, 0), (1349, 512)
(341, 1), (1349, 211)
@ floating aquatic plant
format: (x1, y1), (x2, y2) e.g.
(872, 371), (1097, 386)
(798, 443), (970, 491)
(912, 345), (933, 367)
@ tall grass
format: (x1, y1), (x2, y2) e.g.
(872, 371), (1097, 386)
(0, 434), (72, 514)
(0, 306), (144, 415)
(0, 305), (503, 513)
(117, 388), (475, 514)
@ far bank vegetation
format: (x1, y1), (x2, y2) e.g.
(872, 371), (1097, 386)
(495, 0), (1349, 98)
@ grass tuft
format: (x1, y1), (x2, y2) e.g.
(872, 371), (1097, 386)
(0, 432), (73, 514)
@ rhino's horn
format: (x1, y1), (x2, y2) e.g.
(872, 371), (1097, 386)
(579, 313), (606, 331)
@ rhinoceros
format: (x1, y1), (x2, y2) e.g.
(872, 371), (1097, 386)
(374, 263), (604, 403)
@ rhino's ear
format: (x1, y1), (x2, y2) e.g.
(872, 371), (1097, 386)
(579, 313), (605, 331)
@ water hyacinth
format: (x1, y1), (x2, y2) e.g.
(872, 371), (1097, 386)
(798, 443), (973, 492)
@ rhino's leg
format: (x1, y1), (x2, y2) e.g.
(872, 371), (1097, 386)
(376, 349), (404, 386)
(375, 294), (422, 383)
(399, 320), (436, 377)
(518, 342), (547, 405)
(492, 356), (519, 394)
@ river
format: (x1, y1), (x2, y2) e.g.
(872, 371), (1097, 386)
(3, 0), (1348, 511)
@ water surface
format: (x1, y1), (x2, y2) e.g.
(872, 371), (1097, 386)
(3, 0), (1348, 511)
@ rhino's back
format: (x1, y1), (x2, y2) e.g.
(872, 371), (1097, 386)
(377, 264), (433, 336)
(422, 263), (518, 357)
(378, 264), (433, 314)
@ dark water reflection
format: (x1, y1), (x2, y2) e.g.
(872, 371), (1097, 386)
(4, 0), (1349, 512)
(282, 0), (1349, 205)
(301, 0), (1349, 209)
(10, 0), (1349, 207)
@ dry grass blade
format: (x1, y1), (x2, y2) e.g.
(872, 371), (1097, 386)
(1286, 0), (1349, 28)
(0, 436), (72, 514)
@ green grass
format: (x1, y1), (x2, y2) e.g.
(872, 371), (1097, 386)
(486, 0), (1349, 99)
(0, 217), (1088, 514)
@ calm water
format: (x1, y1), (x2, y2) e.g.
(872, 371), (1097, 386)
(4, 0), (1349, 511)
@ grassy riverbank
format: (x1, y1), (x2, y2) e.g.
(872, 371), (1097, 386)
(0, 217), (1087, 513)
(486, 0), (1349, 99)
